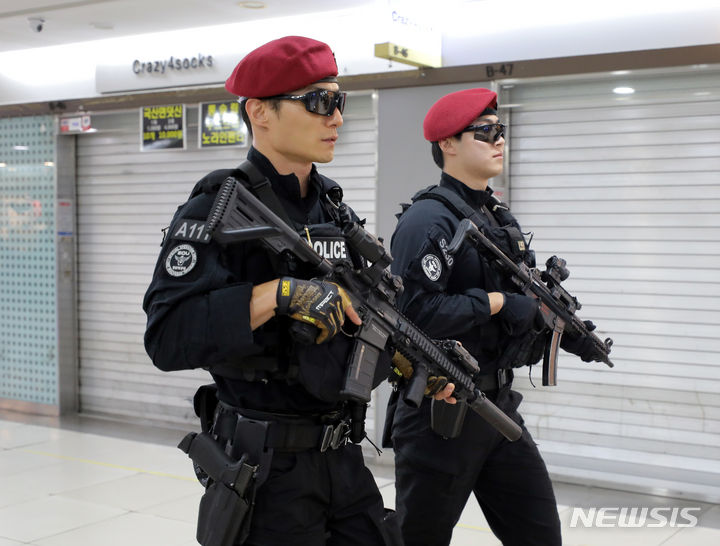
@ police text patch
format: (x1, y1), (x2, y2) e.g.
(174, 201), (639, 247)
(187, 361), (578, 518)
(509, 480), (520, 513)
(165, 244), (198, 277)
(421, 254), (442, 281)
(311, 237), (348, 262)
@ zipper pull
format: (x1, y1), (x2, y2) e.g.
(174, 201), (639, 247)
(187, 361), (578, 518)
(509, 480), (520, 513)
(304, 226), (312, 246)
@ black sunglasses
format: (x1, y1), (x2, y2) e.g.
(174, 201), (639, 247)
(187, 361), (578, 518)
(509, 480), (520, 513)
(266, 89), (347, 117)
(462, 123), (506, 143)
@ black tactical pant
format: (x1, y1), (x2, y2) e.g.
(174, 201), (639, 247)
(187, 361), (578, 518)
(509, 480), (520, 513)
(392, 388), (561, 546)
(245, 443), (393, 546)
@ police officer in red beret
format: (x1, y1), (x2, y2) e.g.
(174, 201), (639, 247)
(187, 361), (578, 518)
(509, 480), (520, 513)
(144, 36), (403, 545)
(384, 88), (589, 545)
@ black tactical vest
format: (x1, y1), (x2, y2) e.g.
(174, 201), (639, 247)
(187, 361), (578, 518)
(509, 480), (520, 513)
(207, 163), (364, 390)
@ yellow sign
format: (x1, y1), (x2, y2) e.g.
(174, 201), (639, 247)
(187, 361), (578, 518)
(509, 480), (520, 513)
(374, 42), (442, 68)
(141, 104), (185, 151)
(199, 101), (247, 148)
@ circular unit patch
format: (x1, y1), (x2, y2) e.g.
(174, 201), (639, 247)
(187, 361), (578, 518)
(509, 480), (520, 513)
(421, 254), (442, 281)
(165, 244), (198, 277)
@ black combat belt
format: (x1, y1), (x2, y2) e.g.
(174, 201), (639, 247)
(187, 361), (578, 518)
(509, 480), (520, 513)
(179, 398), (357, 546)
(214, 402), (353, 453)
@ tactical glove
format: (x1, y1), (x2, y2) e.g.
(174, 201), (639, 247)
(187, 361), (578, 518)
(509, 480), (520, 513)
(498, 293), (542, 336)
(561, 320), (600, 362)
(391, 351), (449, 397)
(425, 375), (450, 397)
(276, 277), (353, 344)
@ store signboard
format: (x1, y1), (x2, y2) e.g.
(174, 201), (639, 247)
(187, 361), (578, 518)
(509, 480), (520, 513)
(140, 104), (186, 151)
(96, 52), (237, 93)
(199, 101), (247, 148)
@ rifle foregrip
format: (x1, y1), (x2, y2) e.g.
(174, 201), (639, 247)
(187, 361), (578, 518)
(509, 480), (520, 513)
(467, 393), (522, 441)
(403, 365), (429, 408)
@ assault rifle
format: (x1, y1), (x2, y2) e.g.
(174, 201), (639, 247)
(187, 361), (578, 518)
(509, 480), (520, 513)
(447, 218), (614, 386)
(204, 168), (522, 442)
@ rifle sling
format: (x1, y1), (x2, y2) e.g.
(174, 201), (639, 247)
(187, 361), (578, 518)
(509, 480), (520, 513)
(234, 160), (294, 227)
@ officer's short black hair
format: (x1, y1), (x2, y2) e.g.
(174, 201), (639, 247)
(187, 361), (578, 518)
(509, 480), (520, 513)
(430, 133), (462, 169)
(240, 99), (252, 138)
(431, 141), (443, 168)
(239, 98), (282, 139)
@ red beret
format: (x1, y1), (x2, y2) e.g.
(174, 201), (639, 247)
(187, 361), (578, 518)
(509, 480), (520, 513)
(423, 88), (498, 141)
(225, 36), (338, 98)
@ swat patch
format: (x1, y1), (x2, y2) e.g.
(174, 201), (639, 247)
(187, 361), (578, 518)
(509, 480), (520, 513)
(438, 238), (454, 267)
(421, 254), (442, 281)
(311, 237), (348, 263)
(172, 219), (211, 244)
(165, 244), (198, 277)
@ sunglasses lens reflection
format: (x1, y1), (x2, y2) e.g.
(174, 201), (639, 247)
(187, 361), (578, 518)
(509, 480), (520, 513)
(320, 92), (333, 114)
(304, 91), (345, 116)
(472, 124), (505, 142)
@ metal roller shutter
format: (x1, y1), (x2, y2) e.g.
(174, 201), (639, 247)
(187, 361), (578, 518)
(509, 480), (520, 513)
(503, 68), (720, 500)
(75, 92), (379, 429)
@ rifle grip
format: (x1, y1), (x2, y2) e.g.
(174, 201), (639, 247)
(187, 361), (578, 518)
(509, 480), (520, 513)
(403, 365), (429, 408)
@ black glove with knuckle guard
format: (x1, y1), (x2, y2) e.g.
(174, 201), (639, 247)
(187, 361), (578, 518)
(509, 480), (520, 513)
(497, 293), (542, 336)
(275, 277), (353, 344)
(560, 320), (600, 362)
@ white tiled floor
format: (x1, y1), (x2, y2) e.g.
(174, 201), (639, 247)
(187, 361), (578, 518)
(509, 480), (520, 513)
(1, 412), (718, 546)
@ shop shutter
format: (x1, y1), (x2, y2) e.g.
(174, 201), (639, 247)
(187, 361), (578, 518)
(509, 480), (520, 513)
(504, 69), (720, 500)
(74, 93), (379, 429)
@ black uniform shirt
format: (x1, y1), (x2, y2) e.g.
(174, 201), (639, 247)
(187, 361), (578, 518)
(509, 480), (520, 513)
(390, 172), (522, 372)
(143, 147), (366, 413)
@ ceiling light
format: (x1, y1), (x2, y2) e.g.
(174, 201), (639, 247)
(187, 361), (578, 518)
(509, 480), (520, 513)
(13, 145), (29, 150)
(0, 162), (7, 167)
(613, 87), (635, 95)
(44, 161), (55, 167)
(237, 1), (265, 8)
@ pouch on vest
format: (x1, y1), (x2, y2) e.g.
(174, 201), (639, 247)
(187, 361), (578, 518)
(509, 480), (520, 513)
(193, 383), (219, 433)
(497, 327), (548, 369)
